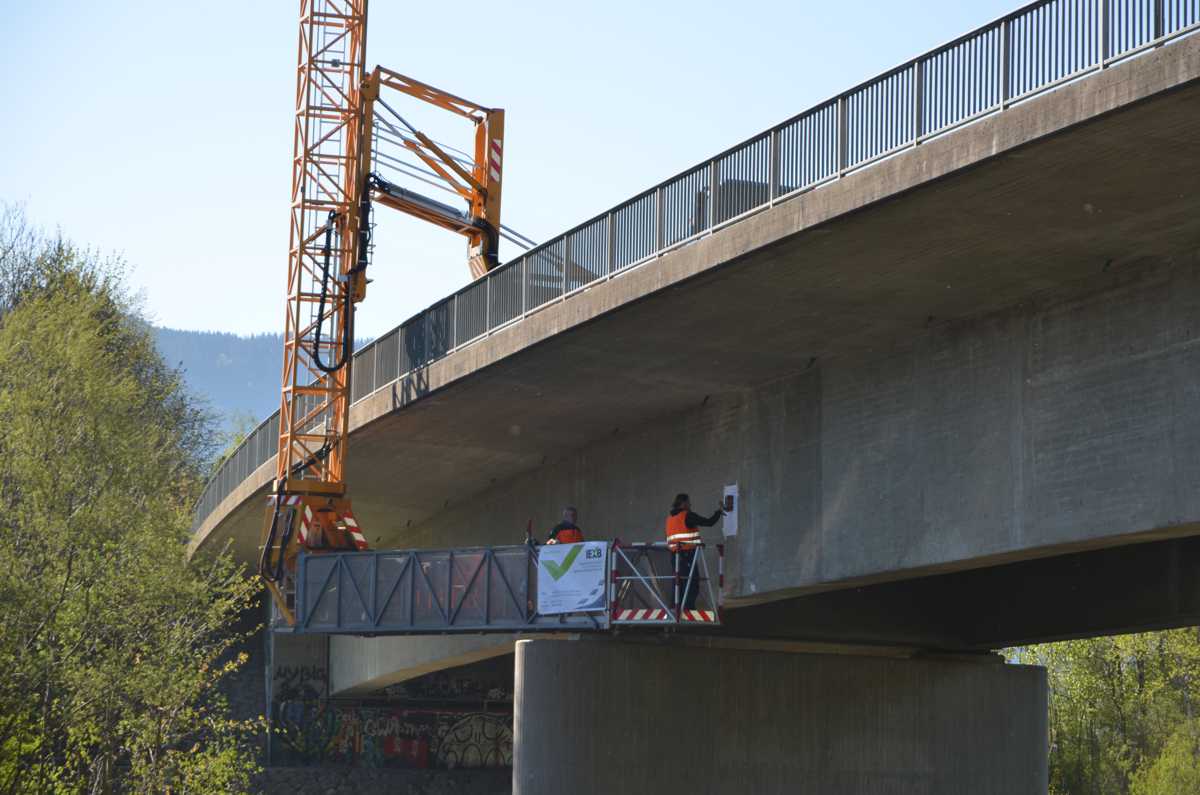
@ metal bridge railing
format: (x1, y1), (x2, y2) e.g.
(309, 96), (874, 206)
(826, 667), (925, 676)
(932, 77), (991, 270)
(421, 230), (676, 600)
(191, 0), (1200, 532)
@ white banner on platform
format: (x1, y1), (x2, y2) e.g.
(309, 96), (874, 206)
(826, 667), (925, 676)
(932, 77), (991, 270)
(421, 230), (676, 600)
(536, 541), (608, 615)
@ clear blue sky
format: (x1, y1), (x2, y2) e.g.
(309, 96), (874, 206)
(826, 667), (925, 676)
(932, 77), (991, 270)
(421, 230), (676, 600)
(1, 0), (1016, 337)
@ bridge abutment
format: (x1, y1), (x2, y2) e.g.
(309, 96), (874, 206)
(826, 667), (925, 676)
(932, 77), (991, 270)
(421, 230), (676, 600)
(513, 638), (1047, 794)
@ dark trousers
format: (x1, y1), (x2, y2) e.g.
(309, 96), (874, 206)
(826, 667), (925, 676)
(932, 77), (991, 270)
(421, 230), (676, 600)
(675, 548), (700, 610)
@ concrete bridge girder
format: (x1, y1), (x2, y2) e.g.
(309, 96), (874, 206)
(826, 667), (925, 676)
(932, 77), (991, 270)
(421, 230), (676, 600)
(193, 39), (1200, 710)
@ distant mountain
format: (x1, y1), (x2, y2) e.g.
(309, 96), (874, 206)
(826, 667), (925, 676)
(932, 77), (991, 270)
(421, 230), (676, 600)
(154, 328), (283, 432)
(153, 328), (375, 434)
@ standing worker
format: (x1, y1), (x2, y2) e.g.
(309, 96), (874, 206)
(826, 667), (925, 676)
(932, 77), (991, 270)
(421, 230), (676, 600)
(546, 506), (584, 545)
(665, 493), (723, 610)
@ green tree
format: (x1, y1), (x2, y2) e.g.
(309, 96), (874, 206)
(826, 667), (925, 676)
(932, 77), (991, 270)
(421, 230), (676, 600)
(1013, 628), (1200, 794)
(0, 208), (261, 793)
(1131, 720), (1200, 795)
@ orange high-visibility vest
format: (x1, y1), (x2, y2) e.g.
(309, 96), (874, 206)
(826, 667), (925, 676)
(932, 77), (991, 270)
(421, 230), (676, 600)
(665, 511), (701, 551)
(552, 527), (584, 544)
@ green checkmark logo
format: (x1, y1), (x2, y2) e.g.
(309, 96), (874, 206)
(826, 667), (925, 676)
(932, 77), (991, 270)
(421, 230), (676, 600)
(542, 545), (583, 581)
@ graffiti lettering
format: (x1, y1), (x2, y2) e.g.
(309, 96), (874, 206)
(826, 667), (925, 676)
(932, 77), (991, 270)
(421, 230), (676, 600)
(437, 713), (512, 769)
(273, 664), (326, 702)
(272, 702), (512, 770)
(380, 671), (512, 703)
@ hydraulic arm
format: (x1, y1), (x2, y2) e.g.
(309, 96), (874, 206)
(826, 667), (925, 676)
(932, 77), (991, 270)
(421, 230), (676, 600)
(259, 0), (506, 624)
(367, 67), (505, 279)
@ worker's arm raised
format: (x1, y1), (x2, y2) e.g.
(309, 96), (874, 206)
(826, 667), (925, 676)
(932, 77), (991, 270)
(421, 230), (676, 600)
(686, 509), (724, 529)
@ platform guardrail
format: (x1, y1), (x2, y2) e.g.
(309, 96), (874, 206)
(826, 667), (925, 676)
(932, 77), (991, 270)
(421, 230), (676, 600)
(292, 541), (722, 634)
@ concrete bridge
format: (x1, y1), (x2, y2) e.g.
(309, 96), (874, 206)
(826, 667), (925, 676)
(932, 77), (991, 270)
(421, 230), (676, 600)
(195, 4), (1200, 791)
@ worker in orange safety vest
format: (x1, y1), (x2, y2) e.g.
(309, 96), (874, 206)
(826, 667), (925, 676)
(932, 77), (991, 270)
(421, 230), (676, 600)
(546, 506), (585, 545)
(665, 493), (723, 610)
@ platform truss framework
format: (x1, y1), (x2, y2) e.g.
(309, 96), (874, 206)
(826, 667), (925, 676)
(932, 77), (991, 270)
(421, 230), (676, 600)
(290, 541), (723, 634)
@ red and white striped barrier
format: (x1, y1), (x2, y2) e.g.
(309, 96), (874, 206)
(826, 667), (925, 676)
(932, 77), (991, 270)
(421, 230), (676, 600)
(342, 510), (369, 550)
(611, 609), (716, 623)
(614, 608), (670, 622)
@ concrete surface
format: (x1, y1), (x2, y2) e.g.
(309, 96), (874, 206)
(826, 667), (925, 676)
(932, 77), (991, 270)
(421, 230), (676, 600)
(716, 533), (1200, 650)
(192, 39), (1200, 687)
(192, 37), (1200, 567)
(513, 638), (1048, 795)
(322, 254), (1200, 682)
(329, 634), (517, 696)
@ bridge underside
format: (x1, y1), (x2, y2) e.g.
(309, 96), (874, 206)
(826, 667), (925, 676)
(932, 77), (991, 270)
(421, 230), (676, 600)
(200, 40), (1200, 680)
(339, 49), (1200, 566)
(719, 533), (1200, 651)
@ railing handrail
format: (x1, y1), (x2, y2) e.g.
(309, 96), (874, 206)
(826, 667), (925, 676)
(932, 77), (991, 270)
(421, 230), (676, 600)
(191, 0), (1200, 533)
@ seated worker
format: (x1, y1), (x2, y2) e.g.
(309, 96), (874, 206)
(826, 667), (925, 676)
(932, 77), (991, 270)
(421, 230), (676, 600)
(546, 506), (584, 545)
(665, 493), (723, 610)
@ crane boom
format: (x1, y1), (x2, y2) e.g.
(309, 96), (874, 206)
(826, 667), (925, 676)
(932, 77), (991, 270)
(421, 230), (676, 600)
(280, 0), (369, 496)
(260, 0), (506, 624)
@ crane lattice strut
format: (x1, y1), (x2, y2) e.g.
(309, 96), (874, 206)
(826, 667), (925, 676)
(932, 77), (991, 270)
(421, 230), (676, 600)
(261, 0), (508, 626)
(280, 0), (369, 494)
(261, 0), (371, 623)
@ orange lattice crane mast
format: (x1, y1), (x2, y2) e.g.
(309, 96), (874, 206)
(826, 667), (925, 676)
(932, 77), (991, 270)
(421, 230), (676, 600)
(259, 0), (505, 624)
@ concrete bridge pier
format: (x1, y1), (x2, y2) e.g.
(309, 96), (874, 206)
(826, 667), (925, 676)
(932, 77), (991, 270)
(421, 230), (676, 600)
(513, 639), (1047, 795)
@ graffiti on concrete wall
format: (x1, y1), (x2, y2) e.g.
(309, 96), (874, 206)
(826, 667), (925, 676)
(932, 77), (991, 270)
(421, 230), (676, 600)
(271, 633), (328, 703)
(273, 702), (512, 769)
(437, 712), (512, 769)
(274, 664), (326, 702)
(268, 635), (513, 768)
(380, 669), (512, 704)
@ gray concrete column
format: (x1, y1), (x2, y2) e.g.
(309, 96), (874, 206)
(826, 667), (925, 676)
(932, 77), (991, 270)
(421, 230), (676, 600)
(514, 639), (1046, 795)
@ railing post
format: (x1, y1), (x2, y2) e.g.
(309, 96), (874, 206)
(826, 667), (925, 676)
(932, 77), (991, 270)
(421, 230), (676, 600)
(1099, 0), (1109, 67)
(367, 342), (378, 396)
(673, 551), (681, 617)
(1154, 0), (1164, 41)
(519, 256), (527, 315)
(606, 211), (615, 274)
(707, 160), (717, 230)
(836, 95), (848, 175)
(654, 187), (664, 250)
(912, 59), (924, 143)
(561, 235), (570, 296)
(451, 292), (459, 348)
(398, 321), (408, 384)
(768, 127), (780, 200)
(485, 272), (492, 332)
(1000, 18), (1011, 107)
